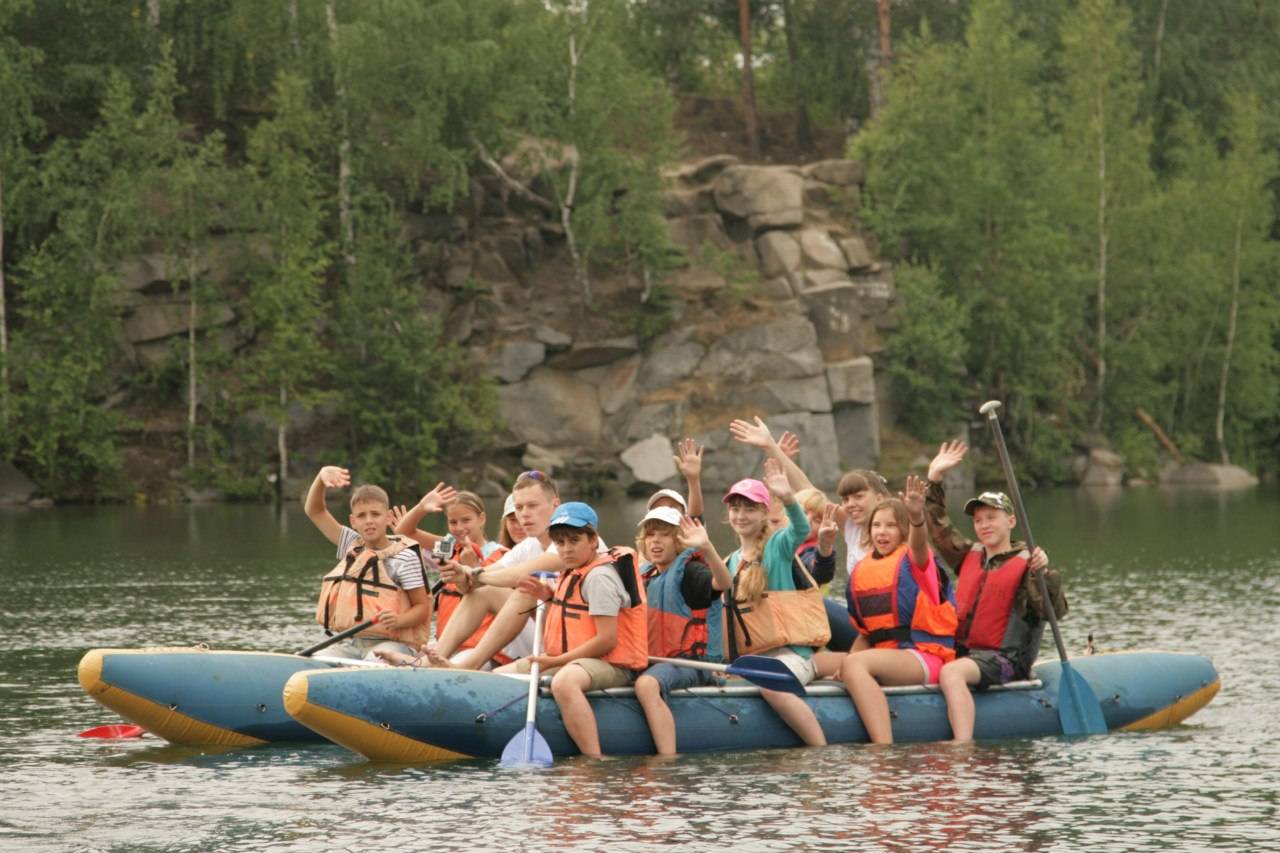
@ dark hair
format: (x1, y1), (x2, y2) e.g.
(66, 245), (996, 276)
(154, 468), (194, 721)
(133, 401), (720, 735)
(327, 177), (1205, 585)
(548, 524), (597, 543)
(837, 469), (890, 498)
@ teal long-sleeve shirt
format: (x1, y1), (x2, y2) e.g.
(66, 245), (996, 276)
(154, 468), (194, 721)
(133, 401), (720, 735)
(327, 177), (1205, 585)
(726, 502), (812, 658)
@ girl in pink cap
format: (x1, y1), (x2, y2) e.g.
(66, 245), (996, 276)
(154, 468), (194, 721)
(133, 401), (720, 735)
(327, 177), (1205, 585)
(722, 458), (829, 746)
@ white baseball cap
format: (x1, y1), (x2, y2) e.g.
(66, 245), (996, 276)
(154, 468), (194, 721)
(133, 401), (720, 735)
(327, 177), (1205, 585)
(645, 489), (688, 513)
(638, 506), (683, 528)
(502, 493), (516, 517)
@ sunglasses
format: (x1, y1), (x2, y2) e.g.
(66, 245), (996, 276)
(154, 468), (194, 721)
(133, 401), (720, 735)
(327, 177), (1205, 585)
(519, 470), (547, 482)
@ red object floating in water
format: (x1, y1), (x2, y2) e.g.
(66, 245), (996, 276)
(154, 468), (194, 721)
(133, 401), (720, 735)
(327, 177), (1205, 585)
(78, 724), (146, 739)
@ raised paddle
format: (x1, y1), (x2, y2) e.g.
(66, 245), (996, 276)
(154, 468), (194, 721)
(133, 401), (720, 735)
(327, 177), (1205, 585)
(649, 655), (808, 697)
(979, 400), (1108, 736)
(296, 618), (377, 657)
(77, 723), (145, 739)
(500, 576), (555, 768)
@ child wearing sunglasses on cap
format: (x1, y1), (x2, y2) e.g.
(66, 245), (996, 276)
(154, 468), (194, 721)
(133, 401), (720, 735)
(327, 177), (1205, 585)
(924, 440), (1067, 741)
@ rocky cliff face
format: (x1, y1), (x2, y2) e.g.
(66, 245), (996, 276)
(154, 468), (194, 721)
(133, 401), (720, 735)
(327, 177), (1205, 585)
(450, 154), (891, 493)
(107, 153), (894, 498)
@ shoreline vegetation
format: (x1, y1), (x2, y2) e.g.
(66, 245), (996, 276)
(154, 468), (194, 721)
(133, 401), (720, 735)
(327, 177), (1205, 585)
(0, 1), (1276, 505)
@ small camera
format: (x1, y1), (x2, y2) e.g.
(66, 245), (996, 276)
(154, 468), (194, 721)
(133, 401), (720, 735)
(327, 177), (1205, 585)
(432, 533), (456, 563)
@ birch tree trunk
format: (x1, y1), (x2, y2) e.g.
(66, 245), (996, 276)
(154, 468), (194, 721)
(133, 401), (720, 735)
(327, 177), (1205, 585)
(562, 32), (590, 305)
(1093, 77), (1108, 432)
(288, 0), (301, 60)
(277, 383), (288, 500)
(1151, 0), (1168, 107)
(1215, 210), (1244, 464)
(186, 254), (198, 469)
(326, 0), (354, 266)
(737, 0), (760, 158)
(0, 173), (8, 432)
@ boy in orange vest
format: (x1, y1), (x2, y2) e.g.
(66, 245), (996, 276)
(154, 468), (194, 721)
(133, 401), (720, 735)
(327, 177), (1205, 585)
(304, 465), (433, 659)
(496, 501), (648, 758)
(924, 441), (1067, 740)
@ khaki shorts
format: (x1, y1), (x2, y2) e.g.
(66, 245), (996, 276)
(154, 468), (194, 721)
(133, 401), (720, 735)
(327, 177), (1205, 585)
(510, 657), (635, 690)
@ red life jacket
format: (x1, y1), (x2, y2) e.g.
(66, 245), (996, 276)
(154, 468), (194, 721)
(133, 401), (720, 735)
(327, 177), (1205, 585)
(544, 548), (649, 671)
(433, 541), (506, 652)
(954, 545), (1034, 657)
(847, 544), (958, 662)
(643, 547), (723, 662)
(316, 535), (429, 646)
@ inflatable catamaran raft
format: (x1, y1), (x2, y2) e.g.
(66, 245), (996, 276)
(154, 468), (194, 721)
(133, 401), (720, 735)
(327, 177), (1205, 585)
(79, 647), (1219, 757)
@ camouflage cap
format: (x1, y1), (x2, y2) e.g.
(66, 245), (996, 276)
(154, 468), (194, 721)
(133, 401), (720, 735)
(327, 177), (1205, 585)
(963, 491), (1014, 516)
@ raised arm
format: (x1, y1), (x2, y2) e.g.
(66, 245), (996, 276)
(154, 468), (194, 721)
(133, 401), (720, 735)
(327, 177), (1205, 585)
(924, 440), (973, 569)
(902, 475), (930, 569)
(673, 438), (705, 520)
(304, 465), (349, 546)
(728, 416), (815, 493)
(680, 516), (732, 592)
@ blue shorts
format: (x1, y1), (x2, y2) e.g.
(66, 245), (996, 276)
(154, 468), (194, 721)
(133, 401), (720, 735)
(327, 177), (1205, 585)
(638, 662), (717, 700)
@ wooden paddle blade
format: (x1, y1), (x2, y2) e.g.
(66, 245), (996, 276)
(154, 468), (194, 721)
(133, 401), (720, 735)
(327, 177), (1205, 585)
(1057, 662), (1109, 736)
(500, 721), (553, 768)
(727, 654), (808, 696)
(78, 724), (145, 739)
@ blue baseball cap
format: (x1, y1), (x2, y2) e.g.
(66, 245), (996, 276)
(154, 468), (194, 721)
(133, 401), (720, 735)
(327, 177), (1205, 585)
(548, 501), (598, 530)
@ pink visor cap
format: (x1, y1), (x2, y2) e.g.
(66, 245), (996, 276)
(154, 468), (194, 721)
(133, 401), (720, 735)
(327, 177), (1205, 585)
(722, 478), (770, 506)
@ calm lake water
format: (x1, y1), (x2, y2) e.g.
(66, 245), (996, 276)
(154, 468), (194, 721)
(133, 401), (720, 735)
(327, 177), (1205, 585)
(1, 486), (1278, 852)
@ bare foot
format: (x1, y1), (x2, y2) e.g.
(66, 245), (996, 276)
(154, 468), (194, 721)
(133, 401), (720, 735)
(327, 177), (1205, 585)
(421, 645), (460, 669)
(373, 649), (421, 667)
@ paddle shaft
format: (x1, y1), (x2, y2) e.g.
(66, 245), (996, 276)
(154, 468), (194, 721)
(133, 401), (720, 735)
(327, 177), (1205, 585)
(979, 401), (1071, 664)
(296, 619), (376, 657)
(648, 656), (728, 673)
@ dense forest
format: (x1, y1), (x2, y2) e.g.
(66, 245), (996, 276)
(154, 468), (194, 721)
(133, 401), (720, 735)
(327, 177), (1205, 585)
(0, 0), (1276, 500)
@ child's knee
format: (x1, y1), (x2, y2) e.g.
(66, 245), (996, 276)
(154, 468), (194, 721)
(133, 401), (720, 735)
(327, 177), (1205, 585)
(839, 654), (866, 679)
(634, 675), (661, 702)
(550, 666), (587, 699)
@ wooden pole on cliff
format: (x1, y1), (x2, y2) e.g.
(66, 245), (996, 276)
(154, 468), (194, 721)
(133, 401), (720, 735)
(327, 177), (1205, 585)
(738, 0), (760, 159)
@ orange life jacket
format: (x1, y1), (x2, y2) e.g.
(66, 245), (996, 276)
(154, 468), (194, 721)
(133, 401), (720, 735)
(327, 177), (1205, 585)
(434, 542), (510, 661)
(544, 548), (649, 671)
(847, 544), (958, 662)
(316, 535), (429, 646)
(723, 559), (831, 659)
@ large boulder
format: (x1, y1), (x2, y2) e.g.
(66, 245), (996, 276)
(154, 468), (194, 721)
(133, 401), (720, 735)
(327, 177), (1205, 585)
(121, 301), (236, 345)
(713, 166), (804, 231)
(719, 376), (833, 414)
(0, 462), (37, 505)
(1080, 448), (1125, 487)
(799, 282), (875, 363)
(826, 357), (876, 405)
(756, 231), (802, 278)
(693, 411), (840, 490)
(1160, 463), (1259, 488)
(839, 236), (875, 270)
(640, 328), (707, 390)
(496, 368), (603, 449)
(579, 355), (642, 416)
(620, 434), (679, 486)
(485, 340), (546, 384)
(694, 315), (824, 383)
(796, 229), (847, 270)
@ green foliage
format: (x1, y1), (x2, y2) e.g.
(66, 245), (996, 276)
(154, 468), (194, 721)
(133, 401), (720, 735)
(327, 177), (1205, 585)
(882, 264), (969, 440)
(331, 196), (500, 497)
